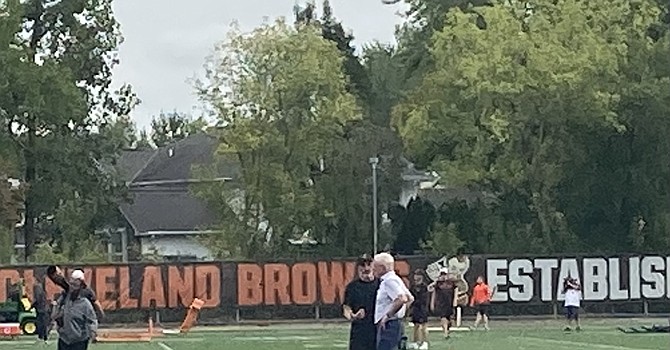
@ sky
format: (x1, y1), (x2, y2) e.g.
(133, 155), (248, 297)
(110, 0), (407, 131)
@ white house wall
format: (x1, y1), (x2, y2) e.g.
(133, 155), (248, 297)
(140, 235), (211, 260)
(400, 181), (419, 207)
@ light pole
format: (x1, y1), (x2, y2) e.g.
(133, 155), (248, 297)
(369, 157), (379, 254)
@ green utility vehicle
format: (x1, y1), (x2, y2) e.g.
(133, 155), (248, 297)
(0, 280), (38, 335)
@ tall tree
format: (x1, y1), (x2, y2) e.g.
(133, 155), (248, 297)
(294, 1), (371, 102)
(361, 44), (404, 126)
(0, 0), (137, 258)
(393, 0), (670, 253)
(195, 19), (360, 258)
(293, 2), (408, 254)
(391, 197), (437, 254)
(393, 0), (493, 92)
(309, 120), (404, 256)
(0, 161), (22, 264)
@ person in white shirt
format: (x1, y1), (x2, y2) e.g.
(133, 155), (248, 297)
(373, 253), (414, 350)
(562, 276), (582, 332)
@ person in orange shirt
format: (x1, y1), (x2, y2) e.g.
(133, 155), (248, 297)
(470, 276), (493, 330)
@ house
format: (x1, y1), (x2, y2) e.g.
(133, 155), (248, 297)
(114, 134), (440, 261)
(115, 133), (239, 261)
(398, 157), (440, 207)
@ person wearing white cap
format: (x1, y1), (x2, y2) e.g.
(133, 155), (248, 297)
(70, 270), (85, 281)
(69, 270), (104, 320)
(56, 274), (98, 350)
(49, 267), (104, 330)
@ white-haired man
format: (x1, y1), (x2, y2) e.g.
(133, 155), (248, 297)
(373, 253), (414, 350)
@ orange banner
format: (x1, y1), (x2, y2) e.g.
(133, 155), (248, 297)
(236, 260), (410, 306)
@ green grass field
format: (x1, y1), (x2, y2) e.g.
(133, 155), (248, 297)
(0, 319), (668, 350)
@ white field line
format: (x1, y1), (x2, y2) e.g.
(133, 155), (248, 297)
(155, 337), (204, 342)
(510, 336), (653, 350)
(157, 342), (174, 350)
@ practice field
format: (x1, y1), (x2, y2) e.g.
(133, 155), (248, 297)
(1, 318), (668, 350)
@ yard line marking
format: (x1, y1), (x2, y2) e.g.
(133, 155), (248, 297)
(158, 342), (174, 350)
(510, 336), (652, 350)
(304, 344), (348, 349)
(231, 336), (321, 341)
(155, 337), (204, 342)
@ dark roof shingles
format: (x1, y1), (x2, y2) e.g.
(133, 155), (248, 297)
(120, 189), (217, 233)
(117, 149), (156, 182)
(117, 134), (238, 234)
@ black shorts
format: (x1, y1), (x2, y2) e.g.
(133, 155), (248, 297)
(474, 303), (489, 316)
(349, 323), (376, 350)
(565, 306), (579, 321)
(411, 308), (428, 324)
(436, 306), (454, 319)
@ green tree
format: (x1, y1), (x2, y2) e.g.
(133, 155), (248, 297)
(391, 197), (437, 254)
(0, 162), (22, 264)
(195, 19), (360, 258)
(424, 222), (464, 257)
(393, 0), (493, 93)
(393, 0), (670, 253)
(0, 0), (137, 259)
(294, 1), (371, 102)
(149, 111), (207, 147)
(361, 44), (404, 126)
(308, 121), (404, 256)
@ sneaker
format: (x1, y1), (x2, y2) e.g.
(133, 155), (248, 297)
(576, 326), (582, 332)
(418, 342), (429, 350)
(408, 343), (418, 349)
(399, 336), (408, 350)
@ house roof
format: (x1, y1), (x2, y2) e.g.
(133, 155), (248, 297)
(134, 133), (239, 182)
(116, 149), (156, 182)
(117, 133), (237, 235)
(119, 189), (217, 233)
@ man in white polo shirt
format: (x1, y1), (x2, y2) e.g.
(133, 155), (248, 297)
(373, 253), (414, 350)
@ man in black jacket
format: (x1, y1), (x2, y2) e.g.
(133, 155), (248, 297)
(343, 255), (380, 350)
(32, 280), (49, 343)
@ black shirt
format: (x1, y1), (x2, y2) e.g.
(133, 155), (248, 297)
(410, 284), (429, 310)
(32, 283), (48, 313)
(80, 287), (97, 303)
(343, 278), (380, 325)
(435, 280), (456, 309)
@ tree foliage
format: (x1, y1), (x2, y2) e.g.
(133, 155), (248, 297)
(393, 0), (670, 254)
(3, 0), (668, 262)
(0, 0), (137, 260)
(390, 197), (437, 255)
(196, 19), (361, 258)
(149, 111), (207, 147)
(294, 0), (371, 102)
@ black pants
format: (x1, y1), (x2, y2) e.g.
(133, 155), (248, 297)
(57, 339), (89, 350)
(566, 306), (579, 321)
(350, 322), (376, 350)
(36, 311), (49, 341)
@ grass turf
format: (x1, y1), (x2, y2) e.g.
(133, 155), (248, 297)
(0, 319), (667, 350)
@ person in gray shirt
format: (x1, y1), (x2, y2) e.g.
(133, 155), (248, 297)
(55, 278), (98, 350)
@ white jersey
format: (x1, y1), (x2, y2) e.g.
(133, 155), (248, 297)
(564, 289), (581, 308)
